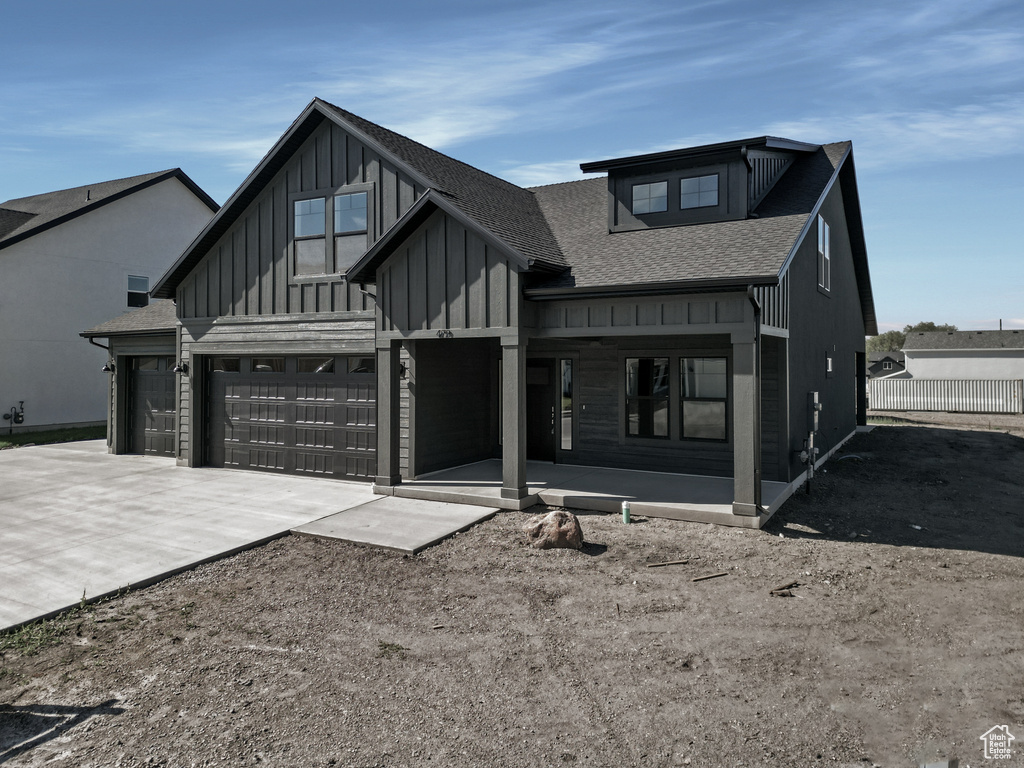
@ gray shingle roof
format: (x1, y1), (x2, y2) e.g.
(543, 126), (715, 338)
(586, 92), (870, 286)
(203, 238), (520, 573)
(529, 143), (848, 291)
(318, 100), (565, 269)
(903, 330), (1024, 351)
(80, 300), (178, 338)
(0, 170), (217, 251)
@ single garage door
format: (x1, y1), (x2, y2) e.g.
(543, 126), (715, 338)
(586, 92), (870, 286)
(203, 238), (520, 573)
(127, 356), (177, 457)
(206, 354), (376, 480)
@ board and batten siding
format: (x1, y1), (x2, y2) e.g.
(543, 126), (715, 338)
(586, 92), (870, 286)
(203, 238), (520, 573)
(177, 119), (425, 320)
(377, 210), (521, 335)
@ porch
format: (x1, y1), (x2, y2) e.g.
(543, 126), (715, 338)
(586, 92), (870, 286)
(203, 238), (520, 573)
(373, 460), (799, 529)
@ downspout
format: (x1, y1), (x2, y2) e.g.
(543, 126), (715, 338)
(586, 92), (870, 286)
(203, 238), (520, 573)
(87, 337), (109, 353)
(746, 286), (763, 511)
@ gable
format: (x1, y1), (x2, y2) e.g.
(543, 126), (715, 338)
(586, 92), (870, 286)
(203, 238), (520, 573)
(175, 117), (427, 319)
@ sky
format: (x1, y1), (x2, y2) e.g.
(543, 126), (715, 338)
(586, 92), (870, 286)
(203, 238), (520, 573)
(1, 0), (1022, 332)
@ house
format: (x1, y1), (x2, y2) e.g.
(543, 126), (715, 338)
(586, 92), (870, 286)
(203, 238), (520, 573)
(1, 171), (217, 432)
(84, 98), (876, 526)
(867, 351), (907, 379)
(903, 330), (1024, 379)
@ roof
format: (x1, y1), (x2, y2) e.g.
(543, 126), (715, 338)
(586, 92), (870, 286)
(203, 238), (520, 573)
(155, 99), (564, 298)
(869, 351), (905, 363)
(80, 300), (178, 338)
(903, 329), (1024, 351)
(579, 136), (819, 173)
(0, 170), (218, 251)
(528, 143), (846, 292)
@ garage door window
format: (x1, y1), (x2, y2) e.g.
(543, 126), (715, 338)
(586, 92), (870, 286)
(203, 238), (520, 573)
(252, 357), (284, 373)
(347, 356), (375, 374)
(297, 357), (335, 374)
(210, 357), (240, 373)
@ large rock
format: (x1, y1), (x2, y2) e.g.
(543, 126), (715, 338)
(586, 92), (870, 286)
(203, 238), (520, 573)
(523, 510), (583, 550)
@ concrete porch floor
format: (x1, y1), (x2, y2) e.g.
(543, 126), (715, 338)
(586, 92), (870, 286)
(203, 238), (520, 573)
(375, 460), (798, 529)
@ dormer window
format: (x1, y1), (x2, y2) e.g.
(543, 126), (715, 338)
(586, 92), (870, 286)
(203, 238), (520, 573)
(632, 181), (667, 215)
(680, 174), (718, 209)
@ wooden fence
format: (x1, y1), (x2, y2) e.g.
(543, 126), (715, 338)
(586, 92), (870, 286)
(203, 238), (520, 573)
(869, 378), (1024, 414)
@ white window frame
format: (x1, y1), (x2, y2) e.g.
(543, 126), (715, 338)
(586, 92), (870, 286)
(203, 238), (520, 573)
(817, 214), (831, 292)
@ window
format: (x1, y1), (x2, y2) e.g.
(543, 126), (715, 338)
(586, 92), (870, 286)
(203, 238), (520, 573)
(626, 357), (669, 438)
(292, 186), (371, 278)
(632, 181), (667, 215)
(252, 357), (284, 373)
(210, 357), (240, 373)
(128, 275), (149, 308)
(883, 361), (893, 371)
(297, 357), (335, 374)
(817, 215), (831, 291)
(347, 356), (375, 374)
(560, 359), (573, 450)
(681, 357), (727, 440)
(680, 174), (718, 209)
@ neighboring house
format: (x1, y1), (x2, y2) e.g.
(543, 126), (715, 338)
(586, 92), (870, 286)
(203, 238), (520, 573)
(903, 330), (1024, 379)
(85, 98), (876, 524)
(1, 171), (217, 432)
(867, 351), (907, 379)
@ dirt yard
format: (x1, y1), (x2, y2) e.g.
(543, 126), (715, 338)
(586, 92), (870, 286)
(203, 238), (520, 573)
(2, 417), (1023, 768)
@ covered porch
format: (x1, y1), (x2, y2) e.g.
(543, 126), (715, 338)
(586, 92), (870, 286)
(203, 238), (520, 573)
(373, 459), (799, 529)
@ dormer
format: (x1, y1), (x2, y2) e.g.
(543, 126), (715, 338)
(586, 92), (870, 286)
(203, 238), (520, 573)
(581, 136), (819, 233)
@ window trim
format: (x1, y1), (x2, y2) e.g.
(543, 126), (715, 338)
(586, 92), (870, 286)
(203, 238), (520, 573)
(289, 182), (374, 284)
(631, 180), (669, 215)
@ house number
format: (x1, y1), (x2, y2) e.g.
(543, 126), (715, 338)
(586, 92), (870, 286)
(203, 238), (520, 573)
(436, 330), (454, 338)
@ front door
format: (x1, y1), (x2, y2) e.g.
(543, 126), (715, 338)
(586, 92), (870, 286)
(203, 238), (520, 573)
(526, 359), (556, 461)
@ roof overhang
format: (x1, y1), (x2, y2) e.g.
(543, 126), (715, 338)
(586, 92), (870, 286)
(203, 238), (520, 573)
(523, 275), (778, 301)
(580, 136), (819, 173)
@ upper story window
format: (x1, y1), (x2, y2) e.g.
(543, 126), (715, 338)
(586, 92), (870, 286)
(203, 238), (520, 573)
(817, 214), (831, 292)
(291, 185), (372, 279)
(883, 361), (893, 371)
(632, 181), (668, 215)
(127, 275), (149, 308)
(680, 174), (718, 209)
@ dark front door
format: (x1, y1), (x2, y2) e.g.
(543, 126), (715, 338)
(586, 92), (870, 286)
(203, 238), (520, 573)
(127, 356), (176, 457)
(206, 354), (376, 480)
(526, 359), (556, 461)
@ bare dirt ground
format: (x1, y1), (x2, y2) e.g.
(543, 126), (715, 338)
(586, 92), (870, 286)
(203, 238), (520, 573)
(2, 415), (1023, 768)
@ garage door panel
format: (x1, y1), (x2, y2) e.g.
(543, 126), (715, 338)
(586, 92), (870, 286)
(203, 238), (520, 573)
(206, 355), (376, 481)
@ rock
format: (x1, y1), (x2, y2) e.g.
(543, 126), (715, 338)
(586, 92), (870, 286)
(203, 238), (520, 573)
(523, 510), (583, 550)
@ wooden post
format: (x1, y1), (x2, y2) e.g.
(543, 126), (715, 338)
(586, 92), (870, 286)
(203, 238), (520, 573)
(732, 328), (761, 516)
(375, 341), (402, 487)
(501, 338), (528, 500)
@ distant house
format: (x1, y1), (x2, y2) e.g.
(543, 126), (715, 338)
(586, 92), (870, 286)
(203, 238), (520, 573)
(84, 98), (877, 526)
(903, 330), (1024, 379)
(0, 171), (217, 432)
(867, 350), (907, 379)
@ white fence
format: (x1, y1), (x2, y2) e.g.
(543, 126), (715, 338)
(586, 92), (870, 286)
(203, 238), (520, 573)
(869, 378), (1024, 414)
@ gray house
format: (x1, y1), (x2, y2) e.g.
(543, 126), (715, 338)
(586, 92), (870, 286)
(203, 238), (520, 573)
(83, 98), (876, 527)
(903, 330), (1024, 379)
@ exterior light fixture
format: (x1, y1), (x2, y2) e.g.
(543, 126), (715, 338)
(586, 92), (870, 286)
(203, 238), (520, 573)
(101, 361), (115, 373)
(172, 361), (189, 375)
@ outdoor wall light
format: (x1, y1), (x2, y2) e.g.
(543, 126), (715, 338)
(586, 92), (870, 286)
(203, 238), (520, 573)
(101, 361), (115, 373)
(172, 361), (189, 375)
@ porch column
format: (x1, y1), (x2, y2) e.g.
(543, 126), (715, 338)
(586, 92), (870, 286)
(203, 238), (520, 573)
(501, 338), (528, 500)
(732, 330), (762, 516)
(375, 341), (402, 487)
(856, 351), (867, 426)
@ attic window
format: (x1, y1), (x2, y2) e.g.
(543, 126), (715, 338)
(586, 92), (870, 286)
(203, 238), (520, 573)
(127, 275), (149, 308)
(632, 182), (667, 215)
(680, 174), (718, 209)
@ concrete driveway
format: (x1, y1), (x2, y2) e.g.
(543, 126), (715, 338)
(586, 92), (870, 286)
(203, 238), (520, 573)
(0, 441), (499, 631)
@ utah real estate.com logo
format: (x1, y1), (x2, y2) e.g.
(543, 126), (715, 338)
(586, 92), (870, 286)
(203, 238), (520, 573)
(979, 725), (1015, 760)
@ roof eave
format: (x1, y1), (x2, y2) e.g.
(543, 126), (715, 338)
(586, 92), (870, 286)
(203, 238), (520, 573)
(580, 136), (819, 173)
(524, 275), (778, 301)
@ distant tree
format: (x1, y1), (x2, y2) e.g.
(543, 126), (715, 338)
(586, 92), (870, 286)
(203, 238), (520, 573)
(866, 322), (958, 353)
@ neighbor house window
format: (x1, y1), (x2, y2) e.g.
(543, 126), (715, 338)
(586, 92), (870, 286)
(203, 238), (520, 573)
(292, 185), (372, 278)
(128, 275), (149, 308)
(626, 357), (669, 438)
(817, 215), (831, 291)
(681, 357), (727, 440)
(883, 361), (893, 371)
(680, 174), (718, 209)
(632, 181), (668, 215)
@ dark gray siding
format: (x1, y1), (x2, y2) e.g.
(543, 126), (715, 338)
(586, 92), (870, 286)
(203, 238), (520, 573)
(528, 335), (735, 477)
(785, 180), (865, 479)
(378, 210), (520, 334)
(177, 120), (425, 319)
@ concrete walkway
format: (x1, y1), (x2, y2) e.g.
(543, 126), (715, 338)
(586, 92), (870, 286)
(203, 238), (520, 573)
(0, 441), (495, 630)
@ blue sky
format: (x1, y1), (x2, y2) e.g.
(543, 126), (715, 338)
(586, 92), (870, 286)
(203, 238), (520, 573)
(2, 0), (1022, 331)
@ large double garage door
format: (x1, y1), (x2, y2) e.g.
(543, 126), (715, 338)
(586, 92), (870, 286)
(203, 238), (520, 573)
(205, 354), (376, 481)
